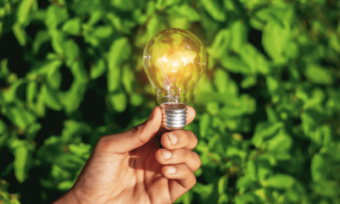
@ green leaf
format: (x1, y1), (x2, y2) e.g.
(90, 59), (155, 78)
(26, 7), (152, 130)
(11, 141), (30, 183)
(218, 95), (256, 117)
(266, 130), (292, 152)
(304, 64), (333, 85)
(201, 0), (226, 22)
(59, 62), (87, 113)
(252, 122), (283, 147)
(70, 61), (87, 81)
(192, 183), (214, 199)
(168, 4), (200, 22)
(45, 5), (69, 30)
(122, 64), (135, 93)
(90, 59), (106, 79)
(69, 143), (91, 157)
(109, 92), (127, 112)
(262, 20), (290, 62)
(311, 154), (327, 182)
(108, 37), (131, 92)
(51, 31), (65, 54)
(41, 84), (62, 111)
(156, 0), (181, 10)
(27, 123), (42, 140)
(169, 16), (189, 30)
(58, 180), (74, 190)
(199, 113), (210, 137)
(230, 20), (247, 53)
(213, 69), (228, 93)
(12, 23), (26, 46)
(111, 0), (136, 11)
(241, 75), (257, 88)
(239, 44), (269, 74)
(266, 76), (279, 92)
(220, 56), (250, 74)
(5, 106), (35, 130)
(47, 63), (62, 90)
(218, 194), (229, 204)
(33, 30), (50, 54)
(61, 120), (90, 141)
(218, 176), (228, 195)
(17, 0), (35, 25)
(130, 93), (143, 106)
(91, 26), (113, 38)
(312, 181), (338, 197)
(254, 188), (267, 201)
(62, 18), (81, 35)
(329, 33), (340, 53)
(207, 102), (219, 115)
(208, 29), (230, 59)
(106, 12), (122, 32)
(262, 174), (295, 189)
(147, 15), (160, 39)
(64, 40), (80, 67)
(236, 175), (253, 191)
(247, 161), (257, 180)
(2, 80), (25, 103)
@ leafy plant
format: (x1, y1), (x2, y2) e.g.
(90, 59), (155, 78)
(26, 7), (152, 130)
(0, 0), (340, 203)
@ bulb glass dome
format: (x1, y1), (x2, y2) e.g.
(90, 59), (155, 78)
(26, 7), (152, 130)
(143, 28), (207, 105)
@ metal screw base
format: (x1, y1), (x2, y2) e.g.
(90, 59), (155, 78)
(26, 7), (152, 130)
(160, 103), (187, 131)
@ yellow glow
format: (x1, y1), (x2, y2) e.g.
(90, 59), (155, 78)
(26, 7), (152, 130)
(157, 50), (197, 75)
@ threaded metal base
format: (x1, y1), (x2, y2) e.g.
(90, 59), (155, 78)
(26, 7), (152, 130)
(160, 103), (187, 131)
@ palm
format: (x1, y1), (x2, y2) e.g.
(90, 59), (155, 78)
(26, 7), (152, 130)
(66, 107), (199, 204)
(74, 136), (173, 204)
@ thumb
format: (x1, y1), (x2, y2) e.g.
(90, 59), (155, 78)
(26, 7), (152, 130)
(99, 107), (162, 153)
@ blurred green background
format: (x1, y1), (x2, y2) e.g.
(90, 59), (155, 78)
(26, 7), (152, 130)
(1, 0), (340, 203)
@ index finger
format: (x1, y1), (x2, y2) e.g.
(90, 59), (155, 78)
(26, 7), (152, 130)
(186, 106), (196, 125)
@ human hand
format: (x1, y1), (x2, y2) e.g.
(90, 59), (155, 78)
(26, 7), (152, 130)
(53, 106), (200, 204)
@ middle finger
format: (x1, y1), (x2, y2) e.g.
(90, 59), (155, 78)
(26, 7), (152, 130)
(155, 148), (201, 171)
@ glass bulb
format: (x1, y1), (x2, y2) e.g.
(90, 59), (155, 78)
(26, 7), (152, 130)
(143, 28), (207, 130)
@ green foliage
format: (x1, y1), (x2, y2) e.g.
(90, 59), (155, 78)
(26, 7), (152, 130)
(0, 0), (340, 203)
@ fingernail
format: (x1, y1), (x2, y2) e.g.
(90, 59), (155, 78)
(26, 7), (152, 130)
(168, 133), (178, 145)
(163, 150), (172, 160)
(167, 166), (177, 174)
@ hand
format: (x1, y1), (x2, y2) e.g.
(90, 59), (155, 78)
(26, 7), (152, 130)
(53, 106), (200, 204)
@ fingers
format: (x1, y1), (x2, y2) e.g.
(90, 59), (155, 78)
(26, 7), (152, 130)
(161, 130), (198, 150)
(97, 107), (162, 153)
(155, 148), (201, 171)
(186, 106), (196, 125)
(161, 164), (197, 201)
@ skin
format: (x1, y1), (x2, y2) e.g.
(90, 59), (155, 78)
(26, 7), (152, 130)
(53, 106), (201, 204)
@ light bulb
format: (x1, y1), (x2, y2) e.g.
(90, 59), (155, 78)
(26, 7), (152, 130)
(143, 28), (207, 130)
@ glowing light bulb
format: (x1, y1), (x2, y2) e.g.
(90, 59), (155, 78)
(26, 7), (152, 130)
(143, 28), (207, 130)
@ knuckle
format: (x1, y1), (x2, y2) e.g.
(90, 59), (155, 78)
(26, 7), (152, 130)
(184, 131), (191, 142)
(193, 135), (198, 145)
(196, 154), (202, 169)
(190, 174), (197, 188)
(97, 136), (109, 149)
(180, 149), (188, 159)
(131, 124), (143, 135)
(190, 151), (201, 170)
(134, 125), (148, 144)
